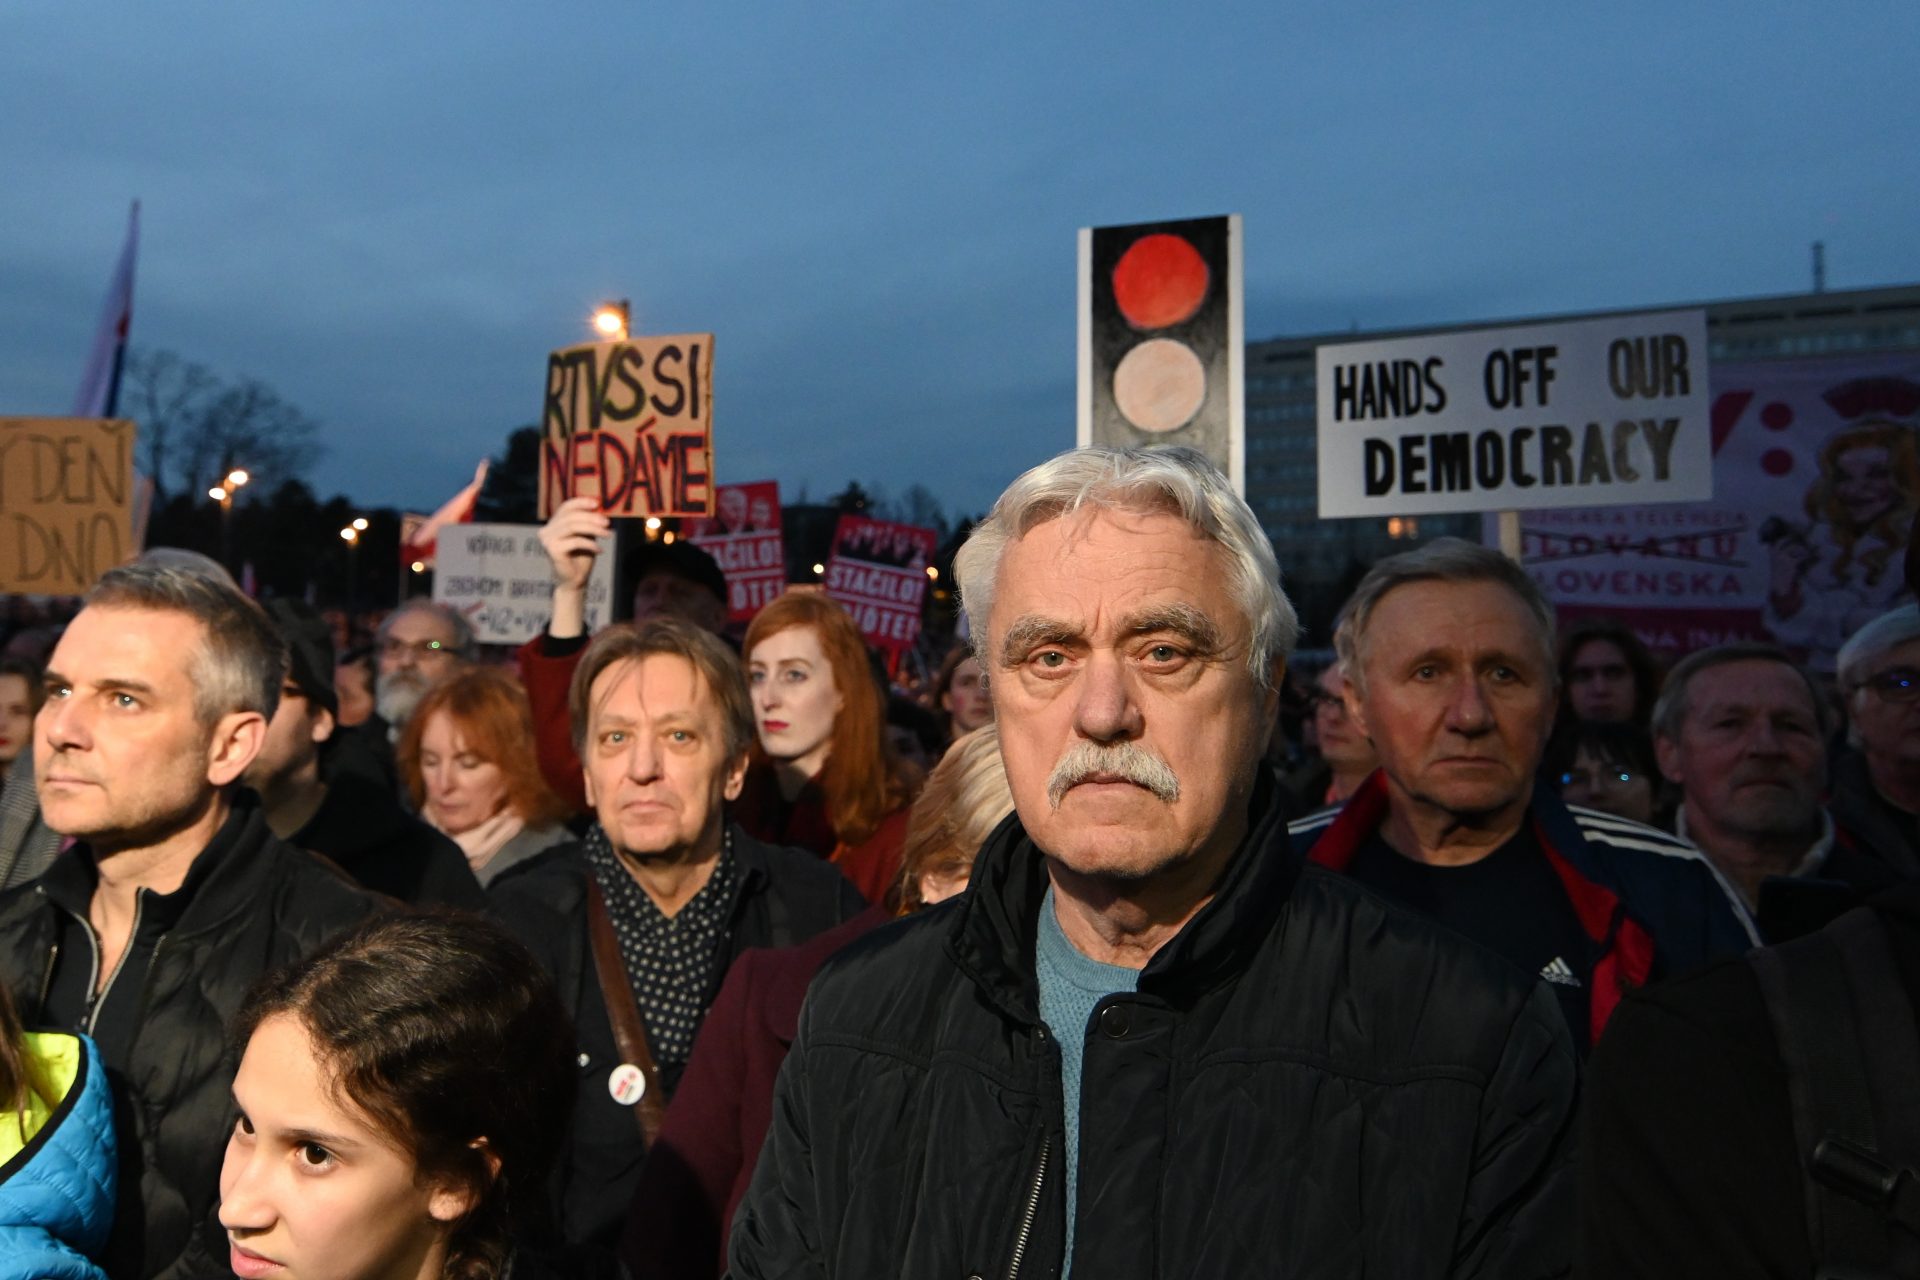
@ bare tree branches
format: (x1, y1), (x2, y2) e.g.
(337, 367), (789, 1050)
(121, 348), (323, 500)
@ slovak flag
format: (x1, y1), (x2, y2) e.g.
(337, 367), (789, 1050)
(401, 459), (490, 568)
(72, 201), (140, 419)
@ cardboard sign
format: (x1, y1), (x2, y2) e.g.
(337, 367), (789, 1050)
(1079, 214), (1245, 492)
(0, 417), (136, 594)
(1316, 310), (1711, 518)
(1498, 353), (1919, 671)
(540, 335), (714, 520)
(824, 515), (938, 653)
(686, 480), (786, 623)
(432, 522), (617, 645)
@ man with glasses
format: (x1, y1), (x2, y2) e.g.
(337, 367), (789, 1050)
(1654, 642), (1905, 941)
(1831, 604), (1920, 879)
(1288, 661), (1378, 811)
(374, 599), (474, 731)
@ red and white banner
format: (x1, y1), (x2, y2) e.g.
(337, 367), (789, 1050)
(824, 515), (938, 655)
(1505, 354), (1919, 671)
(686, 480), (785, 623)
(400, 459), (489, 568)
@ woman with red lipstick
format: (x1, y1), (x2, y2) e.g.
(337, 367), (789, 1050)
(220, 913), (575, 1280)
(734, 592), (921, 904)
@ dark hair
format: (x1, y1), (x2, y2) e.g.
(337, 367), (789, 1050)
(743, 592), (920, 847)
(398, 667), (570, 829)
(568, 617), (754, 759)
(0, 982), (45, 1123)
(1557, 620), (1662, 727)
(1651, 642), (1836, 743)
(232, 913), (576, 1280)
(1543, 719), (1659, 786)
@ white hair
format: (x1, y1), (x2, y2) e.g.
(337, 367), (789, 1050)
(953, 445), (1299, 687)
(1836, 604), (1920, 687)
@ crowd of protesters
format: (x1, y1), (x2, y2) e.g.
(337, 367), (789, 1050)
(0, 442), (1915, 1278)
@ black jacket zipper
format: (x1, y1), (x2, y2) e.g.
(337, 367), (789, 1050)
(1006, 1132), (1050, 1280)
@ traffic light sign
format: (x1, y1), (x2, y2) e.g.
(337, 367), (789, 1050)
(1078, 214), (1243, 491)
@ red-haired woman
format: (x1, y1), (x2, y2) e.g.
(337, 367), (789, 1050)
(734, 592), (921, 904)
(398, 668), (573, 888)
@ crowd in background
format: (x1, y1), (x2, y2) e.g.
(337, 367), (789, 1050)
(0, 444), (1915, 1279)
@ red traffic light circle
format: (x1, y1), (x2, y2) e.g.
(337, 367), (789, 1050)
(1111, 233), (1210, 330)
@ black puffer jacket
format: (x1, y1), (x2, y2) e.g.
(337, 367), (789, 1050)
(0, 800), (383, 1280)
(489, 823), (865, 1257)
(731, 775), (1579, 1279)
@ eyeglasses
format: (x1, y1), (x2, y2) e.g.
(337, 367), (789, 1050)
(1854, 668), (1919, 703)
(1558, 769), (1639, 789)
(379, 637), (453, 662)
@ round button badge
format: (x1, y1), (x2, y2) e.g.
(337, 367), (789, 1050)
(607, 1063), (647, 1107)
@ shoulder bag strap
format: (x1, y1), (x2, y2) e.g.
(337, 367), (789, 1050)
(586, 877), (666, 1145)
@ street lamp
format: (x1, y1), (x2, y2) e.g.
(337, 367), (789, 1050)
(592, 299), (631, 341)
(211, 466), (250, 571)
(341, 523), (362, 625)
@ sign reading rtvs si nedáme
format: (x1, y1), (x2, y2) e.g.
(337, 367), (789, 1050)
(1314, 310), (1711, 518)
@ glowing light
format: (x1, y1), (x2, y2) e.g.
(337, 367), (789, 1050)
(226, 468), (250, 488)
(352, 517), (369, 532)
(410, 561), (427, 573)
(811, 563), (825, 576)
(645, 517), (662, 530)
(340, 527), (358, 544)
(661, 531), (675, 545)
(925, 566), (939, 579)
(209, 486), (227, 501)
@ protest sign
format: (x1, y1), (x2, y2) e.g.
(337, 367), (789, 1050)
(1499, 354), (1920, 671)
(1079, 214), (1245, 491)
(539, 335), (714, 520)
(432, 522), (617, 645)
(824, 515), (938, 654)
(1316, 310), (1711, 518)
(0, 417), (135, 594)
(686, 480), (785, 622)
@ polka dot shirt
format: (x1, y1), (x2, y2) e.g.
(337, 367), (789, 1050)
(583, 824), (741, 1075)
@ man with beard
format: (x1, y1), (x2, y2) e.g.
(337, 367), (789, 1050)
(333, 600), (475, 794)
(731, 447), (1579, 1279)
(1654, 643), (1905, 941)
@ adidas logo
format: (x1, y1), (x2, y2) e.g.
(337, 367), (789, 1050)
(1539, 957), (1581, 988)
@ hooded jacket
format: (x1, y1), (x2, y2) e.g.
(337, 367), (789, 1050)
(0, 1031), (115, 1280)
(730, 773), (1579, 1280)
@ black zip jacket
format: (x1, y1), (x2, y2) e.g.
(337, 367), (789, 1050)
(730, 774), (1579, 1279)
(489, 823), (866, 1257)
(0, 795), (383, 1280)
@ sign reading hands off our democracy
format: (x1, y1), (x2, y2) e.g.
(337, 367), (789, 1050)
(1315, 310), (1711, 518)
(540, 336), (713, 520)
(0, 417), (135, 594)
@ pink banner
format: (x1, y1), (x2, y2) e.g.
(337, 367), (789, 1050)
(824, 515), (938, 654)
(1506, 354), (1919, 670)
(686, 480), (785, 623)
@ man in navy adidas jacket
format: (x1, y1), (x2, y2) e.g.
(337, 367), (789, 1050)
(1291, 539), (1757, 1052)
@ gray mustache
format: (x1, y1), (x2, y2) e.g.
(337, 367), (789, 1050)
(1046, 741), (1181, 808)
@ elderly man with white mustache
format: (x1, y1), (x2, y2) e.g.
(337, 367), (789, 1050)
(731, 445), (1580, 1280)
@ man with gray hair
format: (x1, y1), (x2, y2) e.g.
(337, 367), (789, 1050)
(1654, 641), (1906, 941)
(373, 597), (475, 731)
(1292, 538), (1756, 1053)
(0, 564), (382, 1279)
(1830, 603), (1920, 878)
(733, 447), (1578, 1278)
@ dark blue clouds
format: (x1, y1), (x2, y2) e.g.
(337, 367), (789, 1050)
(3, 2), (1915, 517)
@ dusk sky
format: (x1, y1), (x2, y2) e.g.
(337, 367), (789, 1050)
(6, 3), (1917, 521)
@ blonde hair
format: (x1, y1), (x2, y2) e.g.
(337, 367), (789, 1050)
(893, 724), (1012, 914)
